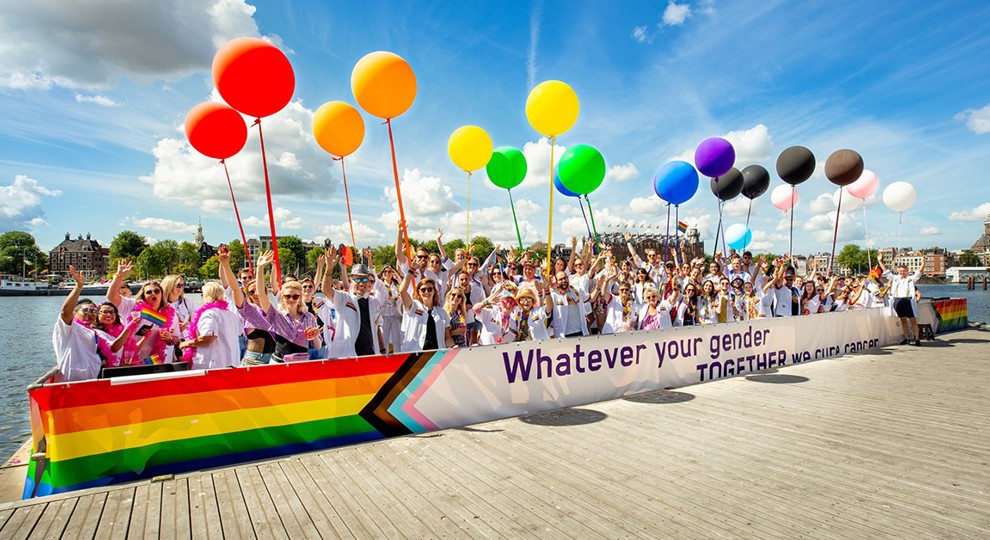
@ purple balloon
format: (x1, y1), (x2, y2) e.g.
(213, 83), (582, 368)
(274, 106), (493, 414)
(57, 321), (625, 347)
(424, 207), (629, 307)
(694, 137), (735, 178)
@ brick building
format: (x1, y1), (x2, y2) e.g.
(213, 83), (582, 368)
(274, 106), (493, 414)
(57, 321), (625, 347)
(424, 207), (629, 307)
(49, 233), (108, 280)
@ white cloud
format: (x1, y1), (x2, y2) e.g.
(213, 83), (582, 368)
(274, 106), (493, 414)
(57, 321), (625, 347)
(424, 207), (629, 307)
(0, 175), (61, 230)
(628, 196), (666, 216)
(919, 226), (940, 236)
(748, 230), (788, 252)
(670, 124), (773, 171)
(809, 193), (835, 214)
(606, 163), (639, 182)
(140, 99), (335, 210)
(955, 104), (990, 135)
(521, 137), (565, 187)
(318, 221), (386, 247)
(124, 217), (198, 234)
(0, 0), (261, 90)
(948, 202), (990, 222)
(632, 26), (652, 44)
(74, 94), (120, 107)
(526, 1), (542, 90)
(802, 212), (861, 243)
(243, 207), (304, 230)
(722, 197), (755, 218)
(662, 2), (692, 26)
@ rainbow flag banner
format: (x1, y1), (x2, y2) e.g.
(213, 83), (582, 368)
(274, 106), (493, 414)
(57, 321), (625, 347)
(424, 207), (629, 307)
(932, 298), (967, 333)
(24, 307), (911, 499)
(139, 307), (167, 326)
(677, 221), (688, 233)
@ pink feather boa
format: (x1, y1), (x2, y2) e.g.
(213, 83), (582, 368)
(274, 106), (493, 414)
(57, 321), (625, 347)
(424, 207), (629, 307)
(182, 300), (229, 362)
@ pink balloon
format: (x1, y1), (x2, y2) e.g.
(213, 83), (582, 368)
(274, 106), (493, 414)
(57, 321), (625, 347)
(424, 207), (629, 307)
(771, 184), (799, 211)
(846, 169), (879, 199)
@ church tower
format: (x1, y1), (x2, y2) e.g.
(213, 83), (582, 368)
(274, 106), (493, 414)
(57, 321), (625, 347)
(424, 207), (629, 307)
(195, 218), (204, 246)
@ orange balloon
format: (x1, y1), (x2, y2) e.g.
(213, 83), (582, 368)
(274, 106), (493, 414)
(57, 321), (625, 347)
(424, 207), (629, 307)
(212, 38), (295, 118)
(351, 51), (417, 119)
(312, 101), (365, 157)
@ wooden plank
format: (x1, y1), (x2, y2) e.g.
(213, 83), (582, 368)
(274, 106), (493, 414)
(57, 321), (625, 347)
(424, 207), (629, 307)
(257, 462), (320, 540)
(0, 504), (45, 540)
(211, 469), (254, 540)
(236, 466), (288, 540)
(186, 474), (222, 540)
(61, 492), (107, 539)
(126, 482), (162, 539)
(296, 454), (381, 539)
(93, 487), (134, 540)
(27, 499), (75, 540)
(159, 478), (191, 540)
(277, 459), (354, 540)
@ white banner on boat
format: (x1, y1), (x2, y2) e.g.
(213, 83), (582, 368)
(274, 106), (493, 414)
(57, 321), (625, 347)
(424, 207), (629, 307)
(413, 308), (903, 429)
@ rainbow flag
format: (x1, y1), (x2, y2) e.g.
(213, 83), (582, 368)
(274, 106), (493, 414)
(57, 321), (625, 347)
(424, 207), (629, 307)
(677, 221), (688, 234)
(144, 355), (163, 366)
(139, 307), (167, 326)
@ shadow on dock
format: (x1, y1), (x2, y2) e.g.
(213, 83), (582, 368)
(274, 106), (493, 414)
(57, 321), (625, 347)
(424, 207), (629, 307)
(520, 408), (607, 427)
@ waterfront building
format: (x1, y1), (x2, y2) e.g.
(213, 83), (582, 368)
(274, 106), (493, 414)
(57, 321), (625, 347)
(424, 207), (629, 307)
(945, 267), (990, 283)
(48, 233), (108, 280)
(194, 220), (216, 266)
(969, 213), (990, 266)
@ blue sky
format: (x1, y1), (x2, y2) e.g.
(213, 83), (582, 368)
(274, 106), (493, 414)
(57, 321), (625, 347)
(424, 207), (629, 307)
(1, 0), (989, 256)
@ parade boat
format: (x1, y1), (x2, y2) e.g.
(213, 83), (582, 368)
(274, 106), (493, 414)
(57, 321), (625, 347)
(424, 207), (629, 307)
(21, 303), (967, 499)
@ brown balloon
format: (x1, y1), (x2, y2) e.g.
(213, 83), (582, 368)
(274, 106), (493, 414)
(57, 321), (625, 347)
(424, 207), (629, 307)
(824, 149), (864, 186)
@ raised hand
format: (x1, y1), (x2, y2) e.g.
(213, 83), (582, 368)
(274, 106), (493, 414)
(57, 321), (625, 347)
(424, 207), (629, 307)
(436, 228), (443, 241)
(216, 245), (231, 264)
(69, 265), (85, 287)
(624, 231), (632, 242)
(117, 259), (133, 277)
(256, 250), (274, 269)
(571, 236), (578, 247)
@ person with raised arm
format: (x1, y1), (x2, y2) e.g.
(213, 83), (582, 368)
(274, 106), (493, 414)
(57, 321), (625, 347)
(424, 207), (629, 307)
(90, 301), (136, 368)
(511, 277), (553, 341)
(878, 251), (923, 345)
(217, 245), (274, 364)
(761, 257), (792, 318)
(398, 257), (452, 351)
(549, 268), (591, 338)
(598, 266), (639, 334)
(320, 246), (383, 358)
(54, 265), (129, 381)
(372, 260), (402, 354)
(472, 282), (518, 345)
(106, 259), (137, 320)
(179, 280), (241, 370)
(245, 250), (322, 362)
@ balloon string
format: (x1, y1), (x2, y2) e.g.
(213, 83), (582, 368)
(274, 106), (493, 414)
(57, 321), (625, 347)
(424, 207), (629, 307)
(546, 136), (556, 275)
(664, 203), (671, 264)
(863, 204), (872, 270)
(789, 186), (795, 261)
(386, 119), (412, 261)
(585, 195), (600, 245)
(253, 118), (281, 284)
(746, 199), (752, 229)
(674, 205), (681, 264)
(221, 160), (253, 273)
(578, 196), (594, 252)
(829, 188), (842, 272)
(713, 200), (723, 258)
(508, 188), (524, 250)
(333, 156), (358, 252)
(466, 171), (471, 242)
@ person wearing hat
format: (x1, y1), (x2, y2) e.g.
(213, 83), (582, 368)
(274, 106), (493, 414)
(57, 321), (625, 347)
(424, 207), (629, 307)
(511, 283), (552, 341)
(321, 246), (383, 358)
(515, 258), (542, 295)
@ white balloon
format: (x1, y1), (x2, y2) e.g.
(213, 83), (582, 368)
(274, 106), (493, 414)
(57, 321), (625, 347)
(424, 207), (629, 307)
(832, 187), (863, 212)
(882, 181), (917, 213)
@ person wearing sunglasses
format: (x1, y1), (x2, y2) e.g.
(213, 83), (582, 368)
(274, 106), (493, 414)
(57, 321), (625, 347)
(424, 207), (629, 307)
(53, 265), (109, 381)
(321, 246), (384, 359)
(398, 257), (452, 352)
(162, 274), (197, 334)
(241, 250), (322, 363)
(371, 263), (402, 354)
(597, 266), (639, 334)
(120, 279), (180, 365)
(90, 301), (129, 367)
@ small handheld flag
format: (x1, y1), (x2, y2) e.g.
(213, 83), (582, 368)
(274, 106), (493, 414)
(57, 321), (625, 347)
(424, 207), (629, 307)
(139, 308), (167, 327)
(677, 221), (688, 234)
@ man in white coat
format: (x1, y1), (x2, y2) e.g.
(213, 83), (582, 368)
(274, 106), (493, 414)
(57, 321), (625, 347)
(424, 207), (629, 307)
(321, 247), (384, 358)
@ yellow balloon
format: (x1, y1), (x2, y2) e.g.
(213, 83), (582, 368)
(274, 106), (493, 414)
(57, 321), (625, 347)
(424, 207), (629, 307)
(312, 101), (365, 157)
(525, 80), (579, 137)
(448, 125), (494, 172)
(351, 51), (417, 120)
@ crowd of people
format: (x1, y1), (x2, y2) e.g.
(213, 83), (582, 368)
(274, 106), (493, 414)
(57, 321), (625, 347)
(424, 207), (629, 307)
(52, 222), (926, 382)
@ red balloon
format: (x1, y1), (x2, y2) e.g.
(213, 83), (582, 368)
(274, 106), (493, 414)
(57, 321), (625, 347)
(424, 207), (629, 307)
(184, 102), (248, 160)
(212, 38), (295, 118)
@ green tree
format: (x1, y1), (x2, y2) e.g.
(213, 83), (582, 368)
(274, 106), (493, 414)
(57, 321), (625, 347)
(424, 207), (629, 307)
(199, 256), (220, 280)
(957, 250), (981, 267)
(109, 230), (148, 261)
(228, 239), (247, 270)
(306, 246), (324, 273)
(837, 244), (869, 274)
(370, 244), (397, 270)
(136, 239), (179, 279)
(0, 231), (46, 276)
(178, 241), (200, 267)
(276, 236), (305, 275)
(470, 236), (495, 262)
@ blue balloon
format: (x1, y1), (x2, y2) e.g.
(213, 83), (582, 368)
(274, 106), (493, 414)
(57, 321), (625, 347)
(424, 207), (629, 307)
(725, 223), (753, 250)
(554, 171), (580, 197)
(653, 161), (699, 205)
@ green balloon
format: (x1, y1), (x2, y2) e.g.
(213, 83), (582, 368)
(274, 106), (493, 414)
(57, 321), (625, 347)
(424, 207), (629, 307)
(485, 146), (527, 190)
(557, 144), (605, 195)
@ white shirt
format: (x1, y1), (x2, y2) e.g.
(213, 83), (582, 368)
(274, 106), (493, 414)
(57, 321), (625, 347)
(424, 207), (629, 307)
(771, 285), (793, 317)
(512, 307), (552, 341)
(53, 318), (102, 382)
(330, 290), (382, 358)
(116, 296), (136, 322)
(191, 307), (242, 370)
(885, 270), (922, 299)
(602, 296), (638, 334)
(400, 300), (449, 352)
(550, 287), (590, 337)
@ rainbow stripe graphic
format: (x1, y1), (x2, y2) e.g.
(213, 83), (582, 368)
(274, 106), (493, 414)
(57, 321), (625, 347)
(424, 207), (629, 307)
(24, 351), (458, 498)
(139, 307), (167, 326)
(932, 298), (967, 333)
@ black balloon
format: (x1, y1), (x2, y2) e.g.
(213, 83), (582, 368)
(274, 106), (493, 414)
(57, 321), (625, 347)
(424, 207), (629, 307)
(776, 146), (815, 185)
(741, 165), (770, 200)
(824, 149), (864, 186)
(710, 167), (744, 201)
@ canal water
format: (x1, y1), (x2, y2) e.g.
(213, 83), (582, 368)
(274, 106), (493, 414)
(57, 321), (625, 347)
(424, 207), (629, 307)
(0, 286), (987, 459)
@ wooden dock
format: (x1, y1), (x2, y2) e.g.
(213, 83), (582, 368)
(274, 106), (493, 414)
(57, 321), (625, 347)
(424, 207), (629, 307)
(1, 328), (988, 539)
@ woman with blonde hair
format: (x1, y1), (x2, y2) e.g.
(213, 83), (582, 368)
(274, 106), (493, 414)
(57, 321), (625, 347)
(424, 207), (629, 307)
(180, 282), (242, 369)
(122, 280), (181, 365)
(637, 284), (675, 330)
(240, 250), (322, 362)
(161, 274), (197, 332)
(398, 260), (452, 352)
(444, 286), (469, 348)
